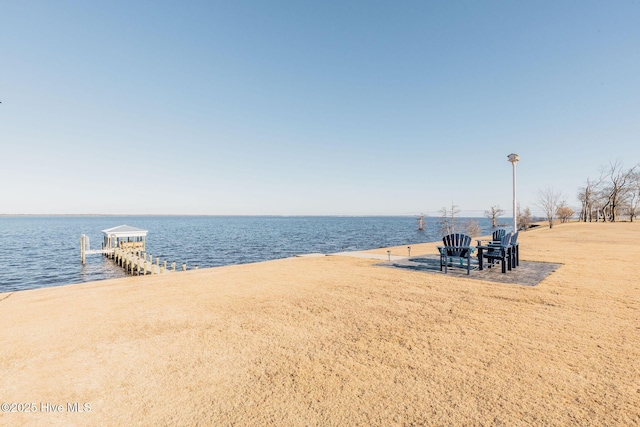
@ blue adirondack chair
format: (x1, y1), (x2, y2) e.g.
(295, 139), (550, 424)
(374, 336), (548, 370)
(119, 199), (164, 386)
(492, 229), (507, 244)
(482, 232), (513, 273)
(510, 231), (519, 268)
(439, 233), (473, 275)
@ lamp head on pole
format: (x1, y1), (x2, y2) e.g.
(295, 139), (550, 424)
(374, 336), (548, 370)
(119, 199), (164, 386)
(507, 153), (520, 164)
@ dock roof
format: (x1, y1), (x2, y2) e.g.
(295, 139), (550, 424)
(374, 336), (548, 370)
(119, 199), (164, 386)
(101, 225), (148, 238)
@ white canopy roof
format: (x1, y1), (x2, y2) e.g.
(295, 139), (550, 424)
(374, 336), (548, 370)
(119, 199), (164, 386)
(101, 225), (148, 238)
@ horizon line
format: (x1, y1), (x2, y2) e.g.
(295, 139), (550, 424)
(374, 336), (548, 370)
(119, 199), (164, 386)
(0, 213), (508, 218)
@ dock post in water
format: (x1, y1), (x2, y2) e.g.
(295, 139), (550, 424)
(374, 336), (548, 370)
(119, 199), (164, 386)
(80, 235), (87, 265)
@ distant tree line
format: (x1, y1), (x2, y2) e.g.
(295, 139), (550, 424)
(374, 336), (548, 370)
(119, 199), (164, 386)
(533, 160), (639, 229)
(577, 161), (639, 223)
(434, 161), (639, 236)
(437, 203), (533, 236)
(437, 203), (481, 237)
(483, 204), (538, 232)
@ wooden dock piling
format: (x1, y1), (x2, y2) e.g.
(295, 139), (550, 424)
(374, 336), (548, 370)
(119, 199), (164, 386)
(80, 235), (87, 264)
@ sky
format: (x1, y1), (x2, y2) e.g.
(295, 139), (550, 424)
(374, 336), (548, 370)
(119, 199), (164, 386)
(1, 1), (639, 216)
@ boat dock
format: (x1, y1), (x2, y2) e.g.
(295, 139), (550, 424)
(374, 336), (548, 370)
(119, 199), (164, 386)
(81, 225), (193, 275)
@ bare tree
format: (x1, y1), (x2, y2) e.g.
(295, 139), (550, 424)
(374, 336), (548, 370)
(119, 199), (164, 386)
(463, 219), (481, 237)
(599, 161), (637, 222)
(517, 205), (532, 231)
(536, 187), (563, 228)
(556, 202), (575, 223)
(577, 177), (601, 222)
(484, 205), (505, 228)
(593, 186), (612, 222)
(626, 170), (640, 222)
(437, 202), (460, 236)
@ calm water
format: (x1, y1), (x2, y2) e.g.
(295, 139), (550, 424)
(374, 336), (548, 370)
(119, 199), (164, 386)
(0, 216), (499, 292)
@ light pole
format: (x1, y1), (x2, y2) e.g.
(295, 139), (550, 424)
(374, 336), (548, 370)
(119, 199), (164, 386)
(508, 154), (519, 232)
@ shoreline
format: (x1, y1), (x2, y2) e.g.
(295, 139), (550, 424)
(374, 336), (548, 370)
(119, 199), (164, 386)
(0, 216), (503, 294)
(0, 213), (494, 218)
(1, 221), (638, 425)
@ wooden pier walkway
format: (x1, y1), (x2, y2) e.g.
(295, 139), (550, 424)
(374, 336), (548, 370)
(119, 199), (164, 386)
(85, 247), (189, 275)
(81, 226), (192, 276)
(109, 247), (176, 275)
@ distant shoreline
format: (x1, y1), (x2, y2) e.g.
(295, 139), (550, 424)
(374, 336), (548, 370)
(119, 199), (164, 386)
(0, 213), (490, 218)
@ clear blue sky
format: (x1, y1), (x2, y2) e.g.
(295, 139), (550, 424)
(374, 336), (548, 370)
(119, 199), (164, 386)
(2, 1), (639, 216)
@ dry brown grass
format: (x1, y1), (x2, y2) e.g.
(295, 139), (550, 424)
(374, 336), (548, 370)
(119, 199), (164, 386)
(1, 221), (639, 426)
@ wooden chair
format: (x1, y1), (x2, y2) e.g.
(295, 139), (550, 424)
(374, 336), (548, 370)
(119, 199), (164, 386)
(510, 231), (519, 268)
(492, 229), (507, 244)
(482, 232), (512, 273)
(439, 233), (473, 275)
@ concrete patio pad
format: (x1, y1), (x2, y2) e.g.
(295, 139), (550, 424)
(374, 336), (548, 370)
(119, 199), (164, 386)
(378, 254), (561, 286)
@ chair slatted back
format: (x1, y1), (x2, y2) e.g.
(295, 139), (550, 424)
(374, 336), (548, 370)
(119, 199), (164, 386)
(487, 232), (512, 253)
(492, 229), (506, 242)
(510, 231), (519, 245)
(499, 232), (512, 248)
(442, 233), (472, 257)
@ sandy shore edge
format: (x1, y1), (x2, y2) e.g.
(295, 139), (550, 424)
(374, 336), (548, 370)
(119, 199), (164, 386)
(1, 221), (639, 426)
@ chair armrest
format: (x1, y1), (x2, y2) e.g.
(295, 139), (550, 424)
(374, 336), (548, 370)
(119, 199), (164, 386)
(440, 246), (473, 257)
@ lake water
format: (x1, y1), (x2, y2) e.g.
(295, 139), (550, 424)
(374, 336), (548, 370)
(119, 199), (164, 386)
(0, 216), (501, 292)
